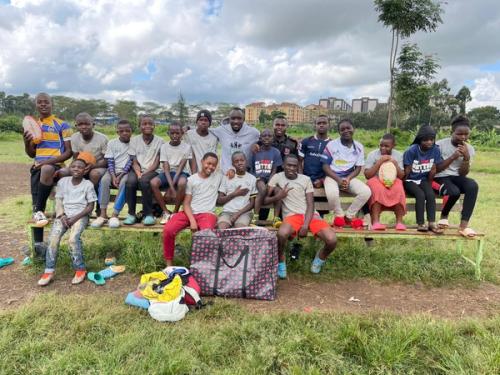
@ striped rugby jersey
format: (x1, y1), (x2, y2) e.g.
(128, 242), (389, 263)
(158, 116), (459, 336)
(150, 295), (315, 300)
(35, 115), (72, 164)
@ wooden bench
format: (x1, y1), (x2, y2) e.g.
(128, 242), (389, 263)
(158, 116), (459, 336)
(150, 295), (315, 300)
(63, 188), (484, 280)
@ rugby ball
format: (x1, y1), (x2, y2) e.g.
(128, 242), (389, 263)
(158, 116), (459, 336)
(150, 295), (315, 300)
(22, 116), (42, 145)
(379, 161), (397, 188)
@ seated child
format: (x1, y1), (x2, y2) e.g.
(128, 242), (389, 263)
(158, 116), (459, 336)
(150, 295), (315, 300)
(321, 118), (371, 228)
(217, 151), (257, 229)
(91, 120), (133, 228)
(435, 115), (478, 237)
(403, 125), (443, 233)
(250, 128), (282, 221)
(364, 133), (406, 230)
(163, 152), (222, 266)
(151, 122), (192, 224)
(37, 158), (97, 286)
(125, 115), (164, 226)
(265, 155), (337, 278)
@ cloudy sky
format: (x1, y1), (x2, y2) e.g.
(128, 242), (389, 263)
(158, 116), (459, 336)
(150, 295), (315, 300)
(1, 0), (500, 109)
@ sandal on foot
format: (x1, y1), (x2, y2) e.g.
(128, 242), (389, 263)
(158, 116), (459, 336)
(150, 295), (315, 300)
(437, 218), (449, 229)
(417, 224), (428, 232)
(372, 222), (386, 231)
(429, 224), (444, 234)
(459, 227), (477, 238)
(395, 223), (407, 231)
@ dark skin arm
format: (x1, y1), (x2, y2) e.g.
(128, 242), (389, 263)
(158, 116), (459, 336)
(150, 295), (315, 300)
(230, 196), (256, 224)
(189, 157), (197, 174)
(182, 194), (197, 232)
(132, 157), (142, 178)
(173, 159), (188, 185)
(404, 165), (412, 179)
(216, 186), (250, 205)
(298, 191), (314, 237)
(163, 161), (176, 195)
(263, 183), (293, 205)
(298, 156), (304, 174)
(364, 156), (404, 180)
(24, 133), (72, 167)
(428, 164), (437, 182)
(60, 202), (94, 228)
(436, 148), (462, 173)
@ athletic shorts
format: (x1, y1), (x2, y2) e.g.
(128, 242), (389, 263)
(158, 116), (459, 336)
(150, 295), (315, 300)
(158, 171), (189, 188)
(217, 211), (253, 227)
(283, 213), (330, 236)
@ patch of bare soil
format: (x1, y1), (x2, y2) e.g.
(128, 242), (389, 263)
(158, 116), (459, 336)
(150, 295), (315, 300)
(0, 163), (499, 318)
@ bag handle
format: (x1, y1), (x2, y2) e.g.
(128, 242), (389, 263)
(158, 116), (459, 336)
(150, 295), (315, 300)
(212, 244), (249, 296)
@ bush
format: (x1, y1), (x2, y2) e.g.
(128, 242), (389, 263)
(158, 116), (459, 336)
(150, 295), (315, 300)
(0, 115), (22, 133)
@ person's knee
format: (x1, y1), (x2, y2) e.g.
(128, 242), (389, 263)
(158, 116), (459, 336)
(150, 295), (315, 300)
(150, 178), (160, 189)
(277, 227), (291, 241)
(446, 184), (461, 198)
(465, 179), (478, 194)
(359, 185), (372, 200)
(178, 178), (187, 188)
(322, 230), (337, 249)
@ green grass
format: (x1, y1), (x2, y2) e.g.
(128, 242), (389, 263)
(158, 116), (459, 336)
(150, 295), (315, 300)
(0, 293), (498, 374)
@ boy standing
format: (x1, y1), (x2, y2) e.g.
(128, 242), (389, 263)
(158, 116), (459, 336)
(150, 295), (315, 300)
(264, 155), (337, 279)
(184, 110), (218, 173)
(91, 120), (133, 228)
(38, 158), (97, 286)
(151, 122), (192, 224)
(163, 153), (222, 266)
(217, 152), (257, 229)
(125, 115), (164, 225)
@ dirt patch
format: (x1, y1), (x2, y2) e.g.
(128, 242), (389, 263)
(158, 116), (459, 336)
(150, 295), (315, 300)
(0, 162), (499, 318)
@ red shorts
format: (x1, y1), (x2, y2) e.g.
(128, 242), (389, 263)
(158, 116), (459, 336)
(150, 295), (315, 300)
(283, 214), (330, 236)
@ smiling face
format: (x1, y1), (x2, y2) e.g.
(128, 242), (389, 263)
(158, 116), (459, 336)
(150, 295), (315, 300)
(35, 94), (52, 118)
(70, 159), (86, 178)
(379, 138), (395, 155)
(283, 156), (299, 179)
(338, 121), (354, 142)
(273, 118), (287, 137)
(140, 116), (155, 135)
(229, 110), (244, 132)
(451, 125), (470, 146)
(75, 114), (94, 137)
(201, 155), (218, 176)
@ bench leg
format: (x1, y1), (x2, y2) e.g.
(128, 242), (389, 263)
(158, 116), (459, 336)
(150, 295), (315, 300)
(475, 238), (484, 281)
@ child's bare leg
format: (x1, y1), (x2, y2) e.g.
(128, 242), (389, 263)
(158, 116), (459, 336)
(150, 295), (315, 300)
(371, 202), (381, 224)
(277, 223), (294, 262)
(316, 227), (337, 260)
(174, 177), (187, 213)
(254, 180), (267, 218)
(151, 177), (169, 213)
(394, 204), (405, 224)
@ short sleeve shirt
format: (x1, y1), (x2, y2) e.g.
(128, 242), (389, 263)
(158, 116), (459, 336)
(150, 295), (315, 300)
(268, 172), (314, 218)
(104, 139), (130, 173)
(298, 136), (330, 182)
(218, 172), (258, 213)
(71, 131), (108, 162)
(435, 138), (475, 178)
(35, 115), (72, 164)
(160, 142), (192, 174)
(365, 149), (404, 174)
(321, 138), (365, 177)
(128, 135), (164, 173)
(250, 147), (283, 179)
(55, 177), (97, 218)
(186, 172), (223, 214)
(183, 129), (218, 171)
(403, 144), (442, 181)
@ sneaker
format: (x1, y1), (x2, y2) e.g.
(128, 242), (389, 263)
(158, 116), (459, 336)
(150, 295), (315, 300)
(272, 217), (282, 229)
(333, 216), (345, 227)
(38, 272), (54, 286)
(159, 212), (171, 225)
(33, 211), (49, 227)
(108, 217), (120, 228)
(90, 217), (106, 228)
(277, 262), (287, 279)
(123, 215), (137, 225)
(143, 215), (156, 226)
(72, 270), (87, 285)
(310, 253), (326, 274)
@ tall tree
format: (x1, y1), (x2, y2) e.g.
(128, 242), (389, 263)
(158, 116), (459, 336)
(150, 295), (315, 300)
(467, 106), (500, 131)
(455, 86), (472, 114)
(113, 100), (139, 121)
(170, 91), (189, 126)
(374, 0), (444, 131)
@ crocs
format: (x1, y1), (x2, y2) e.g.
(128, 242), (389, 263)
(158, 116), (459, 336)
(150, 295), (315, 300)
(350, 218), (364, 230)
(395, 223), (407, 231)
(277, 262), (287, 279)
(0, 257), (14, 268)
(104, 256), (116, 266)
(108, 217), (120, 228)
(333, 216), (346, 227)
(123, 215), (137, 225)
(310, 253), (326, 274)
(125, 291), (150, 310)
(87, 272), (105, 286)
(98, 265), (126, 279)
(372, 222), (386, 231)
(143, 215), (156, 226)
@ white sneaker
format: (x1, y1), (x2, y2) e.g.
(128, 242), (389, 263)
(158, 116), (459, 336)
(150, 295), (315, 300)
(33, 211), (49, 227)
(90, 217), (106, 228)
(108, 217), (120, 228)
(160, 212), (171, 225)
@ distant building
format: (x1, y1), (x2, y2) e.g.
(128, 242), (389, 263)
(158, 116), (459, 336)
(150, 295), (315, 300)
(318, 97), (352, 112)
(303, 104), (329, 123)
(245, 102), (266, 124)
(352, 97), (378, 113)
(244, 102), (304, 124)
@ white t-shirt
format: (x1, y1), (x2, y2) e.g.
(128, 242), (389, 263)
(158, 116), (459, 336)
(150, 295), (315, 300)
(104, 138), (130, 173)
(183, 129), (218, 171)
(218, 172), (258, 213)
(160, 142), (192, 174)
(435, 138), (475, 178)
(128, 135), (164, 173)
(268, 172), (315, 218)
(322, 138), (365, 177)
(71, 131), (109, 162)
(186, 172), (223, 214)
(55, 177), (97, 218)
(365, 149), (404, 173)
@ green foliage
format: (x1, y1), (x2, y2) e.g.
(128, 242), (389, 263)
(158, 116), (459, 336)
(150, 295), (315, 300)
(171, 91), (189, 126)
(467, 106), (500, 131)
(0, 92), (35, 116)
(0, 115), (22, 133)
(456, 86), (472, 114)
(52, 96), (110, 120)
(259, 109), (272, 124)
(113, 100), (139, 122)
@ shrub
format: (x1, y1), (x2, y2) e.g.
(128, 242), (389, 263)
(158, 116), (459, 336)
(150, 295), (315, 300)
(0, 115), (22, 133)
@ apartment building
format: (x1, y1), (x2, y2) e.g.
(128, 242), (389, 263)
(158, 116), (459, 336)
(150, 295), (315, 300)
(352, 97), (378, 113)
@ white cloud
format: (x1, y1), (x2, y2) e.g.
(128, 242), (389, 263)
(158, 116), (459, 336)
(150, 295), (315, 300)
(469, 75), (500, 109)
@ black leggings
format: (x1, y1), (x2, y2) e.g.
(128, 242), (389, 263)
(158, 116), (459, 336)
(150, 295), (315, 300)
(404, 179), (435, 225)
(435, 176), (478, 221)
(126, 170), (158, 216)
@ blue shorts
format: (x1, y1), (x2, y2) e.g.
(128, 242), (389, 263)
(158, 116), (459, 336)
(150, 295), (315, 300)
(158, 171), (189, 188)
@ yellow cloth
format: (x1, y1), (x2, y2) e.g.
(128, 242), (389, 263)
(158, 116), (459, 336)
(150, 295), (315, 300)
(138, 272), (183, 302)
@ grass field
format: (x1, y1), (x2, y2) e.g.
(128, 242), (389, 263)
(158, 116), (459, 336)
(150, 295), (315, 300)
(0, 131), (499, 373)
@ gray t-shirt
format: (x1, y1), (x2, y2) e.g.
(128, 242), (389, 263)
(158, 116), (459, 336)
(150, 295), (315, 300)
(184, 129), (218, 171)
(435, 137), (475, 178)
(210, 123), (260, 173)
(218, 172), (258, 213)
(55, 177), (97, 218)
(160, 142), (192, 174)
(365, 149), (404, 175)
(128, 135), (164, 173)
(71, 131), (109, 162)
(268, 172), (315, 218)
(186, 172), (223, 214)
(104, 138), (130, 173)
